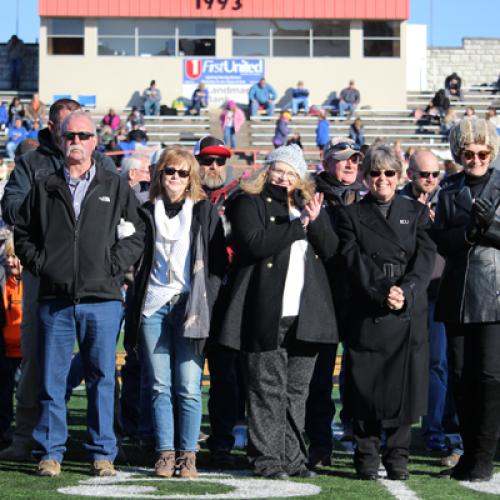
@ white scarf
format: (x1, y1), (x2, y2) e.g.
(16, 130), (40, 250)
(143, 197), (193, 318)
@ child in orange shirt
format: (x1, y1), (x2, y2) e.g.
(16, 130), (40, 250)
(0, 238), (23, 445)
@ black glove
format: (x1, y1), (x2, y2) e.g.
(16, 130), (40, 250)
(472, 198), (496, 229)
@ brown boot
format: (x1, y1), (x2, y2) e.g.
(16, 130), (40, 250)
(155, 451), (176, 478)
(176, 451), (198, 479)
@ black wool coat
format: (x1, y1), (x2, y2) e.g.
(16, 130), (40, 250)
(336, 194), (436, 425)
(431, 168), (500, 324)
(216, 183), (339, 353)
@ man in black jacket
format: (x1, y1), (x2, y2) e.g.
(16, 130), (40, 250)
(306, 138), (365, 468)
(14, 111), (144, 477)
(0, 99), (117, 462)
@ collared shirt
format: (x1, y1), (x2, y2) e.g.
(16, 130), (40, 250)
(63, 164), (96, 220)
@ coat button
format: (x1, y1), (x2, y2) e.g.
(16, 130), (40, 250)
(266, 197), (272, 203)
(400, 250), (406, 256)
(374, 318), (380, 324)
(266, 262), (273, 268)
(315, 254), (319, 259)
(371, 253), (378, 259)
(270, 216), (275, 222)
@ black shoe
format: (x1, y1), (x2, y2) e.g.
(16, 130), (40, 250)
(387, 470), (410, 481)
(308, 448), (331, 468)
(357, 471), (378, 480)
(264, 471), (289, 480)
(292, 468), (317, 478)
(210, 449), (235, 467)
(438, 467), (470, 481)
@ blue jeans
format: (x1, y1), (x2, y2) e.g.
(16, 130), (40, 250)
(250, 100), (274, 117)
(141, 300), (204, 452)
(339, 101), (357, 116)
(422, 302), (448, 449)
(223, 126), (236, 149)
(292, 97), (309, 115)
(144, 100), (160, 116)
(33, 299), (123, 463)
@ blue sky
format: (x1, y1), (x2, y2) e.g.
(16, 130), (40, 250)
(1, 0), (499, 47)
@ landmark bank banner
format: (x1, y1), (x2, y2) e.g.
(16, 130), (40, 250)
(183, 58), (265, 107)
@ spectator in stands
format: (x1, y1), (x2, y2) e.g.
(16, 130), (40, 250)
(306, 138), (365, 468)
(186, 83), (209, 116)
(217, 144), (339, 479)
(464, 106), (476, 120)
(272, 111), (292, 148)
(339, 80), (361, 117)
(443, 159), (462, 178)
(291, 81), (310, 115)
(0, 99), (116, 463)
(14, 110), (144, 477)
(219, 100), (245, 149)
(26, 120), (41, 141)
(349, 117), (365, 147)
(6, 35), (25, 91)
(444, 72), (464, 101)
(485, 106), (500, 134)
(102, 108), (121, 131)
(0, 101), (8, 131)
(25, 93), (47, 129)
(8, 97), (24, 127)
(315, 110), (330, 153)
(248, 78), (277, 117)
(287, 132), (303, 150)
(336, 144), (436, 481)
(118, 129), (149, 158)
(130, 147), (226, 479)
(143, 80), (162, 116)
(432, 119), (500, 483)
(6, 118), (28, 159)
(425, 89), (450, 119)
(441, 108), (459, 140)
(0, 238), (22, 448)
(125, 107), (145, 131)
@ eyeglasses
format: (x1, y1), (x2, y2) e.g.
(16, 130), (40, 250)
(162, 167), (190, 178)
(369, 170), (397, 178)
(199, 156), (226, 167)
(416, 171), (440, 179)
(463, 150), (491, 161)
(270, 167), (299, 181)
(330, 142), (361, 152)
(62, 132), (95, 141)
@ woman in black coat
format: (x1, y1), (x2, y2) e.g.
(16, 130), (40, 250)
(431, 118), (500, 482)
(217, 144), (339, 479)
(336, 144), (436, 481)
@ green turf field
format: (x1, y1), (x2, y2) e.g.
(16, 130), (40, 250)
(0, 388), (499, 499)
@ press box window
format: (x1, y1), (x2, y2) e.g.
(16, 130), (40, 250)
(47, 18), (84, 55)
(363, 21), (400, 57)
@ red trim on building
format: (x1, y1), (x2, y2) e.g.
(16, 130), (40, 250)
(39, 0), (409, 19)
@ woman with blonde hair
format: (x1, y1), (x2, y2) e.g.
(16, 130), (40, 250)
(130, 147), (227, 479)
(432, 118), (500, 482)
(217, 144), (339, 479)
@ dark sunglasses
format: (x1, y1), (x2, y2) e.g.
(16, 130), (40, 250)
(416, 171), (440, 179)
(162, 167), (190, 178)
(199, 156), (226, 167)
(330, 142), (361, 152)
(62, 131), (95, 141)
(463, 150), (490, 161)
(369, 170), (397, 178)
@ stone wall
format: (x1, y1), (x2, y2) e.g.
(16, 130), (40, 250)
(427, 38), (500, 90)
(0, 43), (38, 91)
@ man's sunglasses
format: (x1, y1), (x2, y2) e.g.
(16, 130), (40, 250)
(463, 150), (490, 161)
(62, 132), (95, 141)
(416, 171), (440, 179)
(162, 167), (190, 178)
(369, 170), (397, 178)
(199, 156), (227, 167)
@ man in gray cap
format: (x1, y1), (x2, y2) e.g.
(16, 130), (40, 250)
(306, 137), (365, 468)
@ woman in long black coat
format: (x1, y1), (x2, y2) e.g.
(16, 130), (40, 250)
(336, 144), (436, 481)
(431, 118), (500, 482)
(216, 144), (339, 479)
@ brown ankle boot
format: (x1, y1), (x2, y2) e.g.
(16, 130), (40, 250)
(155, 451), (176, 478)
(176, 451), (198, 479)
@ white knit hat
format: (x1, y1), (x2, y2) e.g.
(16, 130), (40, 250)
(266, 144), (308, 178)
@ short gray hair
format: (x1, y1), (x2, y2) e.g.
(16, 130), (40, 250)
(362, 143), (403, 178)
(120, 156), (143, 178)
(449, 118), (499, 163)
(60, 110), (97, 135)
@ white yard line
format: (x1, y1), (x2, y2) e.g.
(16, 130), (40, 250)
(379, 479), (421, 500)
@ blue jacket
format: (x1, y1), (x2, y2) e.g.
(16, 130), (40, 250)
(316, 118), (330, 147)
(249, 83), (277, 103)
(0, 105), (8, 126)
